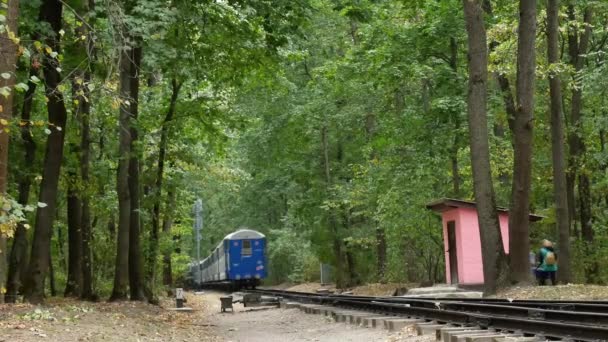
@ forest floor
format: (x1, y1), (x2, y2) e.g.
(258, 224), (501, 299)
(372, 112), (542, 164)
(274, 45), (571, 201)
(0, 291), (432, 342)
(0, 296), (221, 341)
(494, 284), (608, 300)
(2, 285), (604, 341)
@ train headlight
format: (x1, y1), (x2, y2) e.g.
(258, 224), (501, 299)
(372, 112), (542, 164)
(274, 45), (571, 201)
(235, 274), (241, 280)
(255, 274), (260, 279)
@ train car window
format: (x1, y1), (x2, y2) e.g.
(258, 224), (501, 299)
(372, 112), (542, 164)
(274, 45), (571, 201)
(242, 240), (252, 256)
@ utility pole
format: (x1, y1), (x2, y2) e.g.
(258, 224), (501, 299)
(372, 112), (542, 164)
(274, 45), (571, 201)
(193, 198), (203, 286)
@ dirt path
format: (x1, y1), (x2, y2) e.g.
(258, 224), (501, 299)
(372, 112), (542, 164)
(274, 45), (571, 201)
(202, 291), (431, 342)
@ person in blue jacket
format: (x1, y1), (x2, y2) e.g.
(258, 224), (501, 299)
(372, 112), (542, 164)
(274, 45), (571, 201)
(536, 239), (558, 286)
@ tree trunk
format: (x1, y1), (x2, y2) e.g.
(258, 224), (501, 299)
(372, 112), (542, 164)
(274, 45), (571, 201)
(64, 174), (83, 297)
(486, 6), (515, 150)
(5, 68), (38, 303)
(72, 0), (96, 303)
(48, 247), (56, 297)
(0, 0), (19, 303)
(567, 6), (593, 244)
(363, 110), (386, 281)
(128, 47), (145, 301)
(150, 79), (181, 292)
(375, 227), (386, 281)
(463, 0), (507, 295)
(342, 210), (357, 286)
(108, 216), (116, 241)
(321, 126), (344, 288)
(508, 0), (537, 285)
(449, 37), (461, 197)
(110, 46), (133, 302)
(345, 249), (357, 285)
(494, 70), (516, 135)
(79, 69), (95, 300)
(162, 188), (177, 287)
(22, 0), (68, 304)
(546, 0), (571, 284)
(64, 68), (90, 298)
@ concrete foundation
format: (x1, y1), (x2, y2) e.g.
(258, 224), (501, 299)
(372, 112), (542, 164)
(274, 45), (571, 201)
(492, 338), (540, 342)
(383, 318), (425, 331)
(437, 326), (481, 341)
(403, 285), (483, 298)
(415, 322), (445, 335)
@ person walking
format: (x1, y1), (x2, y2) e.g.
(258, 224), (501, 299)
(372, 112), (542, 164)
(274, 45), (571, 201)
(536, 239), (558, 285)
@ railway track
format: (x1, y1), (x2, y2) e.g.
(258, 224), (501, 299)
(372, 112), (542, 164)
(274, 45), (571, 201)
(247, 288), (608, 341)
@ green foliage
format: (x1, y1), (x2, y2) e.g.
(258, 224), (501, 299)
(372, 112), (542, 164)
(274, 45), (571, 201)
(267, 229), (319, 283)
(5, 0), (608, 301)
(19, 309), (55, 321)
(0, 195), (34, 245)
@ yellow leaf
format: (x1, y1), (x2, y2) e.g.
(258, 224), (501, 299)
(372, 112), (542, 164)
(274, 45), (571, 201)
(8, 31), (19, 45)
(3, 128), (9, 133)
(73, 99), (79, 106)
(0, 105), (3, 112)
(45, 46), (52, 55)
(0, 118), (7, 125)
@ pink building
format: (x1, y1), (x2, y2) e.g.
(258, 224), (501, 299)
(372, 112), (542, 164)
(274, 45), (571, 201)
(426, 198), (542, 286)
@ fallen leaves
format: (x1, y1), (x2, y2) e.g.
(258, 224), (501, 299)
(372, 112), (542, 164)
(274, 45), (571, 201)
(0, 296), (219, 342)
(495, 284), (608, 300)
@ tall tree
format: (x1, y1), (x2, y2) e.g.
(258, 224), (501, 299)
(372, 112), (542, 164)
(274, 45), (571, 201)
(449, 36), (462, 198)
(0, 0), (20, 303)
(5, 69), (38, 303)
(508, 0), (537, 284)
(567, 6), (593, 243)
(463, 0), (506, 295)
(128, 46), (145, 301)
(162, 188), (177, 287)
(78, 25), (95, 302)
(22, 0), (69, 304)
(64, 165), (83, 297)
(546, 0), (571, 284)
(110, 45), (133, 301)
(321, 124), (345, 288)
(150, 78), (181, 291)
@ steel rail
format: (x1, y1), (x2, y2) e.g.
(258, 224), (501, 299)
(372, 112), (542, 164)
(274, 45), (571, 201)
(249, 289), (608, 341)
(254, 288), (608, 313)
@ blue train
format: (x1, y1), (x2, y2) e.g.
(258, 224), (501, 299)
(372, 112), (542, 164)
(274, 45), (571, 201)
(187, 229), (267, 289)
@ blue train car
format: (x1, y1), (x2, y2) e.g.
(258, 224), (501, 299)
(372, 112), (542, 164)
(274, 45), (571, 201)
(189, 229), (267, 289)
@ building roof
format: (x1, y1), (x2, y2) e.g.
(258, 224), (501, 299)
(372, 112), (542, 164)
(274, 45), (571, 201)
(426, 198), (544, 222)
(223, 229), (266, 240)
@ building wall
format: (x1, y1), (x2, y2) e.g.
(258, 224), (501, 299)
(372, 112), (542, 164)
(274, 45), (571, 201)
(442, 207), (511, 285)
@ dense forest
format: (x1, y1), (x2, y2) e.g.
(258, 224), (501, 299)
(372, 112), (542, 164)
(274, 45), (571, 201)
(1, 0), (608, 303)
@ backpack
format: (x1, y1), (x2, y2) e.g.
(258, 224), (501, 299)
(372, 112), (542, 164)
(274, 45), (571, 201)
(545, 251), (556, 265)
